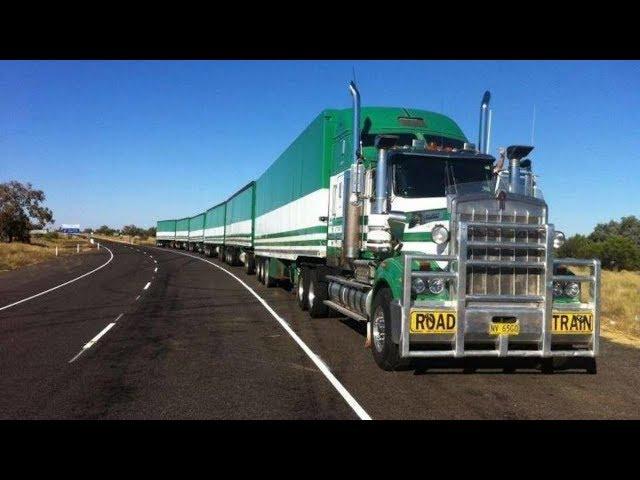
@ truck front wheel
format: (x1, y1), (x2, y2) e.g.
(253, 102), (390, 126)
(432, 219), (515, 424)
(371, 288), (406, 371)
(308, 269), (328, 318)
(296, 267), (309, 310)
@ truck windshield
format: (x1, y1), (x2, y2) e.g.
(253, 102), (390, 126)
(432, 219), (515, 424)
(392, 154), (493, 198)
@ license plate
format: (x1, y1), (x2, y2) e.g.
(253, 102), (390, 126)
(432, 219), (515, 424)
(489, 322), (520, 335)
(552, 312), (594, 334)
(410, 310), (456, 334)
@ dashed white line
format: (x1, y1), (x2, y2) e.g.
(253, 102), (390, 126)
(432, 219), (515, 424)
(68, 313), (123, 363)
(155, 247), (371, 420)
(135, 295), (141, 301)
(154, 267), (158, 273)
(0, 245), (115, 312)
(143, 282), (151, 290)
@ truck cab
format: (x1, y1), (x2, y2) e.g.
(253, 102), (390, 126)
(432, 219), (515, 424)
(323, 83), (600, 372)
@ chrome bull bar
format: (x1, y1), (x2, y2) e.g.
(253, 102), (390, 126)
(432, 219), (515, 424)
(399, 221), (601, 358)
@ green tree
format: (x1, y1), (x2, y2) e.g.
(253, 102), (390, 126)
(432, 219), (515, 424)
(590, 215), (640, 246)
(557, 234), (594, 259)
(0, 181), (54, 242)
(95, 225), (114, 235)
(122, 224), (147, 238)
(592, 235), (640, 271)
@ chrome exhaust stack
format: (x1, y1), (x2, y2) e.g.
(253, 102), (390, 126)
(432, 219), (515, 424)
(478, 90), (491, 154)
(344, 81), (363, 261)
(506, 145), (534, 195)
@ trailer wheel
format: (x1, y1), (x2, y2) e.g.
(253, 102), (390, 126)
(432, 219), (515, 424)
(264, 258), (277, 288)
(244, 252), (255, 275)
(371, 287), (406, 371)
(296, 267), (309, 310)
(308, 269), (329, 318)
(258, 258), (265, 284)
(231, 249), (240, 266)
(218, 246), (224, 261)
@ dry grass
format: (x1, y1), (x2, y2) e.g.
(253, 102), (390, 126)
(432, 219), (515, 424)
(0, 236), (92, 273)
(91, 234), (156, 246)
(571, 266), (640, 347)
(599, 270), (640, 344)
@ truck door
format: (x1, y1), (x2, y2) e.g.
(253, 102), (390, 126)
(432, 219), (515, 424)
(327, 171), (347, 265)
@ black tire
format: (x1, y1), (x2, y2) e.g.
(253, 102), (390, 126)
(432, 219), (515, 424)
(231, 249), (240, 266)
(584, 357), (597, 374)
(244, 253), (255, 275)
(257, 258), (264, 284)
(296, 267), (309, 310)
(371, 287), (406, 371)
(218, 246), (224, 261)
(264, 258), (277, 287)
(308, 269), (329, 318)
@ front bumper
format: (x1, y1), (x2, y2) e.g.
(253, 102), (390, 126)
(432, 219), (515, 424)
(397, 222), (601, 358)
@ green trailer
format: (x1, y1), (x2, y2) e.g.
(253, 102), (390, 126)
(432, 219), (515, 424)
(156, 219), (176, 247)
(188, 212), (205, 252)
(175, 217), (190, 249)
(203, 201), (226, 259)
(222, 182), (255, 271)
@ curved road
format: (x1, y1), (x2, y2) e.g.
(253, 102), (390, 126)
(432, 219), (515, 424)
(0, 240), (638, 419)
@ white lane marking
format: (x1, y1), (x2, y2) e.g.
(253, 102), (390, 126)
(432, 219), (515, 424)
(154, 259), (158, 264)
(135, 295), (141, 301)
(143, 282), (151, 290)
(0, 245), (115, 313)
(68, 313), (122, 363)
(156, 247), (371, 420)
(154, 267), (158, 273)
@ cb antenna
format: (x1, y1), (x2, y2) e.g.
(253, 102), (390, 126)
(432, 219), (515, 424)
(530, 104), (536, 145)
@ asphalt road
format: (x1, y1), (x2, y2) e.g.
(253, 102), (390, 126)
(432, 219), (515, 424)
(1, 240), (639, 419)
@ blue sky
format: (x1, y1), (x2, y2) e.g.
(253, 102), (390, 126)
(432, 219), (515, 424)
(1, 60), (638, 234)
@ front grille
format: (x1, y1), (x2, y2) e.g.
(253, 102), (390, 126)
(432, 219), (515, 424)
(453, 197), (547, 300)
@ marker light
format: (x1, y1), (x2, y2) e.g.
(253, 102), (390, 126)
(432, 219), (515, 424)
(411, 277), (426, 294)
(564, 281), (580, 298)
(428, 278), (445, 295)
(431, 225), (449, 245)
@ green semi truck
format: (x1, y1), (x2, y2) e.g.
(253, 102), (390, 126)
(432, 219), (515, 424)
(156, 82), (600, 372)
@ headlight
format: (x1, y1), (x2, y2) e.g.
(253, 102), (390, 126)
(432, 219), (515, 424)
(553, 282), (564, 297)
(564, 281), (580, 298)
(411, 277), (426, 294)
(431, 225), (449, 245)
(427, 278), (445, 295)
(553, 231), (566, 249)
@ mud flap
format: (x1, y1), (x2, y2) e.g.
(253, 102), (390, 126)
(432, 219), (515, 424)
(390, 299), (402, 344)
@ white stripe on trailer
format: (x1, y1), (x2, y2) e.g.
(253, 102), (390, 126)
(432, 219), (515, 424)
(225, 218), (252, 237)
(254, 232), (326, 244)
(255, 188), (329, 259)
(204, 226), (225, 238)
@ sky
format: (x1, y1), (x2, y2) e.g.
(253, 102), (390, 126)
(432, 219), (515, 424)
(1, 60), (638, 234)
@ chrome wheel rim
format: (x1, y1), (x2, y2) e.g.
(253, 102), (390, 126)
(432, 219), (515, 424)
(372, 306), (385, 352)
(308, 280), (315, 309)
(297, 275), (304, 302)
